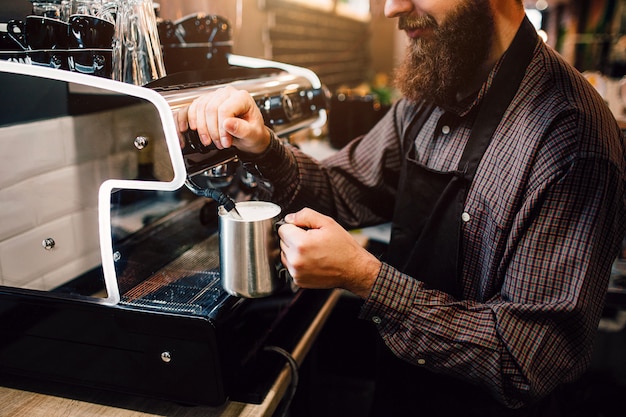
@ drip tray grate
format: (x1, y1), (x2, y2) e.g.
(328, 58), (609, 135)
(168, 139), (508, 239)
(119, 234), (228, 315)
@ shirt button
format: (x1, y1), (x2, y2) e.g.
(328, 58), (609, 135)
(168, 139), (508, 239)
(441, 125), (451, 134)
(372, 316), (382, 324)
(461, 212), (471, 223)
(417, 359), (426, 365)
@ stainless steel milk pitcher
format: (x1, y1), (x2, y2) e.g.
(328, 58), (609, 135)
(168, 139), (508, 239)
(218, 201), (286, 298)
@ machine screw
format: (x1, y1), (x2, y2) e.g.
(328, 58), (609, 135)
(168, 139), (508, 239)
(42, 238), (55, 250)
(161, 351), (172, 363)
(134, 135), (149, 150)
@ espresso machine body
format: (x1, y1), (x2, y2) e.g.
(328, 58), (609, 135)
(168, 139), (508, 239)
(0, 58), (329, 405)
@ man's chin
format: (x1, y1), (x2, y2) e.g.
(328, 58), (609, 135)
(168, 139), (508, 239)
(394, 66), (450, 105)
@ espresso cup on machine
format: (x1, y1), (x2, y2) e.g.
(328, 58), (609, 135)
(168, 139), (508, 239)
(67, 13), (114, 77)
(68, 14), (114, 48)
(68, 48), (112, 77)
(16, 16), (70, 69)
(5, 20), (27, 50)
(1, 20), (26, 51)
(218, 201), (289, 298)
(20, 15), (70, 50)
(0, 50), (32, 64)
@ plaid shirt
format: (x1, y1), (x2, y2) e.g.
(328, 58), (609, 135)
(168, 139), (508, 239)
(246, 39), (626, 408)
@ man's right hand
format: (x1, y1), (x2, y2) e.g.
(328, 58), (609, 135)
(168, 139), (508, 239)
(174, 85), (271, 155)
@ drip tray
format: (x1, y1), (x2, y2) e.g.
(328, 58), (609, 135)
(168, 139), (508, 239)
(119, 234), (229, 316)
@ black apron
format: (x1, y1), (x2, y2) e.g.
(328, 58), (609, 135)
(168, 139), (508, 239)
(370, 18), (556, 417)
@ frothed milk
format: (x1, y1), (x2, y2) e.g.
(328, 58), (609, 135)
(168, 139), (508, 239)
(223, 201), (282, 221)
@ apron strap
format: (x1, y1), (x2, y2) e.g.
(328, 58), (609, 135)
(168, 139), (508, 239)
(403, 102), (436, 159)
(458, 17), (539, 180)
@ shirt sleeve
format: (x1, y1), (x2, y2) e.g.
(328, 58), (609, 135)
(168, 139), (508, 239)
(359, 129), (626, 408)
(242, 99), (411, 228)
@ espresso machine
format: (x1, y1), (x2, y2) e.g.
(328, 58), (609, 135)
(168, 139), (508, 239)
(0, 48), (328, 405)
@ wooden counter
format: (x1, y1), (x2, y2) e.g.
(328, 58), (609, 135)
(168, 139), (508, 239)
(0, 289), (343, 417)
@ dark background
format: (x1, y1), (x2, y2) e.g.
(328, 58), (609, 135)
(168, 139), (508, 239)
(0, 0), (31, 21)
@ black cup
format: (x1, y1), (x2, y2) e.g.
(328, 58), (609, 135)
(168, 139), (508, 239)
(68, 14), (114, 49)
(157, 19), (178, 45)
(0, 31), (17, 51)
(328, 94), (391, 149)
(68, 48), (112, 78)
(5, 20), (27, 50)
(22, 16), (70, 50)
(162, 44), (230, 73)
(28, 49), (69, 70)
(175, 14), (231, 44)
(0, 50), (32, 64)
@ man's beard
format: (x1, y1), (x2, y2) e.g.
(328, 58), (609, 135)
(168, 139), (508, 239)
(394, 0), (495, 106)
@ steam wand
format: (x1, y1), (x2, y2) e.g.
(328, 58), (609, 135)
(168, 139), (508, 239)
(181, 129), (244, 219)
(185, 178), (244, 220)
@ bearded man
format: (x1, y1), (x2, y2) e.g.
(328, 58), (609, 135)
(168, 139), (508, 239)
(178, 0), (626, 415)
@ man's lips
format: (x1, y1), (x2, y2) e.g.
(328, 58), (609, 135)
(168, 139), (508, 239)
(399, 15), (437, 40)
(404, 26), (434, 39)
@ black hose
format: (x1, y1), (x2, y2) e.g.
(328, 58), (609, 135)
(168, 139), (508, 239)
(197, 187), (237, 212)
(264, 345), (299, 417)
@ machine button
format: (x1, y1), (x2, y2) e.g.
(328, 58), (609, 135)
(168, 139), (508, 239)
(42, 238), (55, 250)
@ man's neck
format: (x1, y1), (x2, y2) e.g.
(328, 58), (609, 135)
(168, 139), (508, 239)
(457, 5), (526, 101)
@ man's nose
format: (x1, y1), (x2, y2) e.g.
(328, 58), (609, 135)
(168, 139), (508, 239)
(384, 0), (414, 18)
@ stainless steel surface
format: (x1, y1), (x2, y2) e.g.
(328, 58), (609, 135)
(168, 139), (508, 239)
(219, 201), (283, 298)
(160, 72), (312, 111)
(154, 63), (327, 207)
